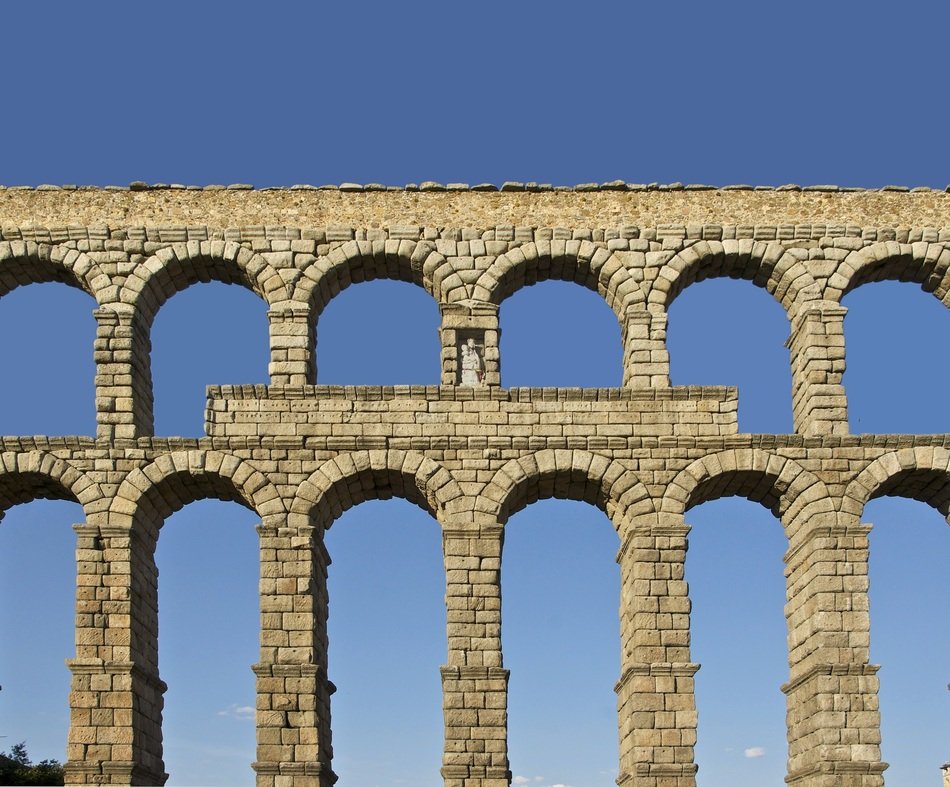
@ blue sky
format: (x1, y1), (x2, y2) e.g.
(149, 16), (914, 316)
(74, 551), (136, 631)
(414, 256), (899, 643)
(0, 2), (949, 786)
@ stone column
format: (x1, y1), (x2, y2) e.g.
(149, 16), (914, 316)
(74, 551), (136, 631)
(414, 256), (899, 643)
(782, 520), (886, 787)
(254, 523), (335, 787)
(66, 524), (166, 786)
(440, 303), (500, 387)
(622, 308), (669, 388)
(786, 301), (848, 436)
(94, 308), (153, 440)
(441, 525), (510, 787)
(268, 309), (314, 385)
(616, 518), (698, 787)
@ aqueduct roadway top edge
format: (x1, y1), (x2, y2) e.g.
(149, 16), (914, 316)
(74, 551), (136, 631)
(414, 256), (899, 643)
(2, 184), (950, 229)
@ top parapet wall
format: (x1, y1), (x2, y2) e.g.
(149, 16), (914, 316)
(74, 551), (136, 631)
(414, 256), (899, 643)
(2, 183), (949, 230)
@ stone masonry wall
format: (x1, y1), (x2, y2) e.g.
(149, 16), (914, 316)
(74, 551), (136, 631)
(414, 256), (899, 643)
(1, 185), (948, 787)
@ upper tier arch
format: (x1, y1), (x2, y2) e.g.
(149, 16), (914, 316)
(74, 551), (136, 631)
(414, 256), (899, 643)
(0, 451), (101, 521)
(843, 446), (950, 522)
(122, 241), (290, 329)
(292, 240), (451, 318)
(661, 448), (834, 532)
(648, 240), (821, 315)
(473, 241), (643, 323)
(829, 241), (950, 304)
(0, 242), (111, 304)
(290, 450), (464, 529)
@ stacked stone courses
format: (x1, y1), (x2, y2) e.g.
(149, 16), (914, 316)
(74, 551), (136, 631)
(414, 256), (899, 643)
(1, 184), (949, 786)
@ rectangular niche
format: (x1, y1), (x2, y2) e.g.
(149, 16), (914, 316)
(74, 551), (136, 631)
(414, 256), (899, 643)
(456, 330), (487, 386)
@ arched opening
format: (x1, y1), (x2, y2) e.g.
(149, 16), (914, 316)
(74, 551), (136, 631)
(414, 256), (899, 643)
(116, 454), (279, 785)
(0, 282), (96, 435)
(0, 498), (81, 767)
(686, 497), (788, 785)
(151, 282), (269, 436)
(500, 281), (622, 388)
(503, 499), (620, 786)
(667, 278), (792, 433)
(155, 499), (260, 787)
(323, 498), (445, 785)
(842, 281), (950, 433)
(316, 279), (441, 384)
(864, 495), (949, 784)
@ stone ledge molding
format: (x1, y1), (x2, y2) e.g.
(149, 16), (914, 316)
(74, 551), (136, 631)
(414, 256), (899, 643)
(252, 663), (327, 679)
(208, 383), (736, 400)
(66, 660), (167, 691)
(441, 765), (513, 778)
(251, 761), (336, 782)
(633, 763), (700, 776)
(440, 665), (510, 679)
(781, 663), (881, 696)
(614, 662), (701, 693)
(784, 523), (874, 568)
(785, 761), (889, 784)
(7, 432), (950, 453)
(4, 222), (950, 244)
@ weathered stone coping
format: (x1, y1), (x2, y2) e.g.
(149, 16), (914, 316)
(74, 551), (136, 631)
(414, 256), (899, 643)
(2, 185), (949, 230)
(3, 182), (945, 192)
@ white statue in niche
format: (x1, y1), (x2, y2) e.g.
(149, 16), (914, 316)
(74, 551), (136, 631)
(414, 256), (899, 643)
(459, 338), (485, 385)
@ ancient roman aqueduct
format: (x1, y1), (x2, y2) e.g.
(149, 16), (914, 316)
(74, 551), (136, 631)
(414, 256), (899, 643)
(0, 183), (948, 786)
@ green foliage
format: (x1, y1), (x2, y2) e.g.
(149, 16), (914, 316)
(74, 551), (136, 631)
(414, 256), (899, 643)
(0, 742), (65, 786)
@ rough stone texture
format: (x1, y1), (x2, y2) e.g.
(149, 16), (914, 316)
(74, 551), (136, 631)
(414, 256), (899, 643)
(3, 182), (950, 231)
(2, 185), (948, 786)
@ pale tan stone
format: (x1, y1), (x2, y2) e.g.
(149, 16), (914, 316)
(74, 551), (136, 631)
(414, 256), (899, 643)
(3, 190), (941, 787)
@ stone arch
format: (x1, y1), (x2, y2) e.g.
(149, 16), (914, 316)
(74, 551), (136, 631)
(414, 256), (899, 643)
(830, 241), (950, 305)
(290, 450), (464, 528)
(648, 239), (822, 316)
(474, 240), (643, 322)
(122, 241), (289, 330)
(107, 449), (287, 774)
(661, 449), (834, 532)
(843, 447), (950, 522)
(0, 241), (112, 304)
(480, 449), (655, 530)
(293, 239), (451, 319)
(0, 450), (102, 522)
(110, 449), (286, 531)
(108, 449), (283, 664)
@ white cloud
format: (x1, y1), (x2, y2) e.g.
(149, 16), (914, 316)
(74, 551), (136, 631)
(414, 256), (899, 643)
(744, 746), (766, 759)
(217, 704), (255, 720)
(513, 779), (530, 786)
